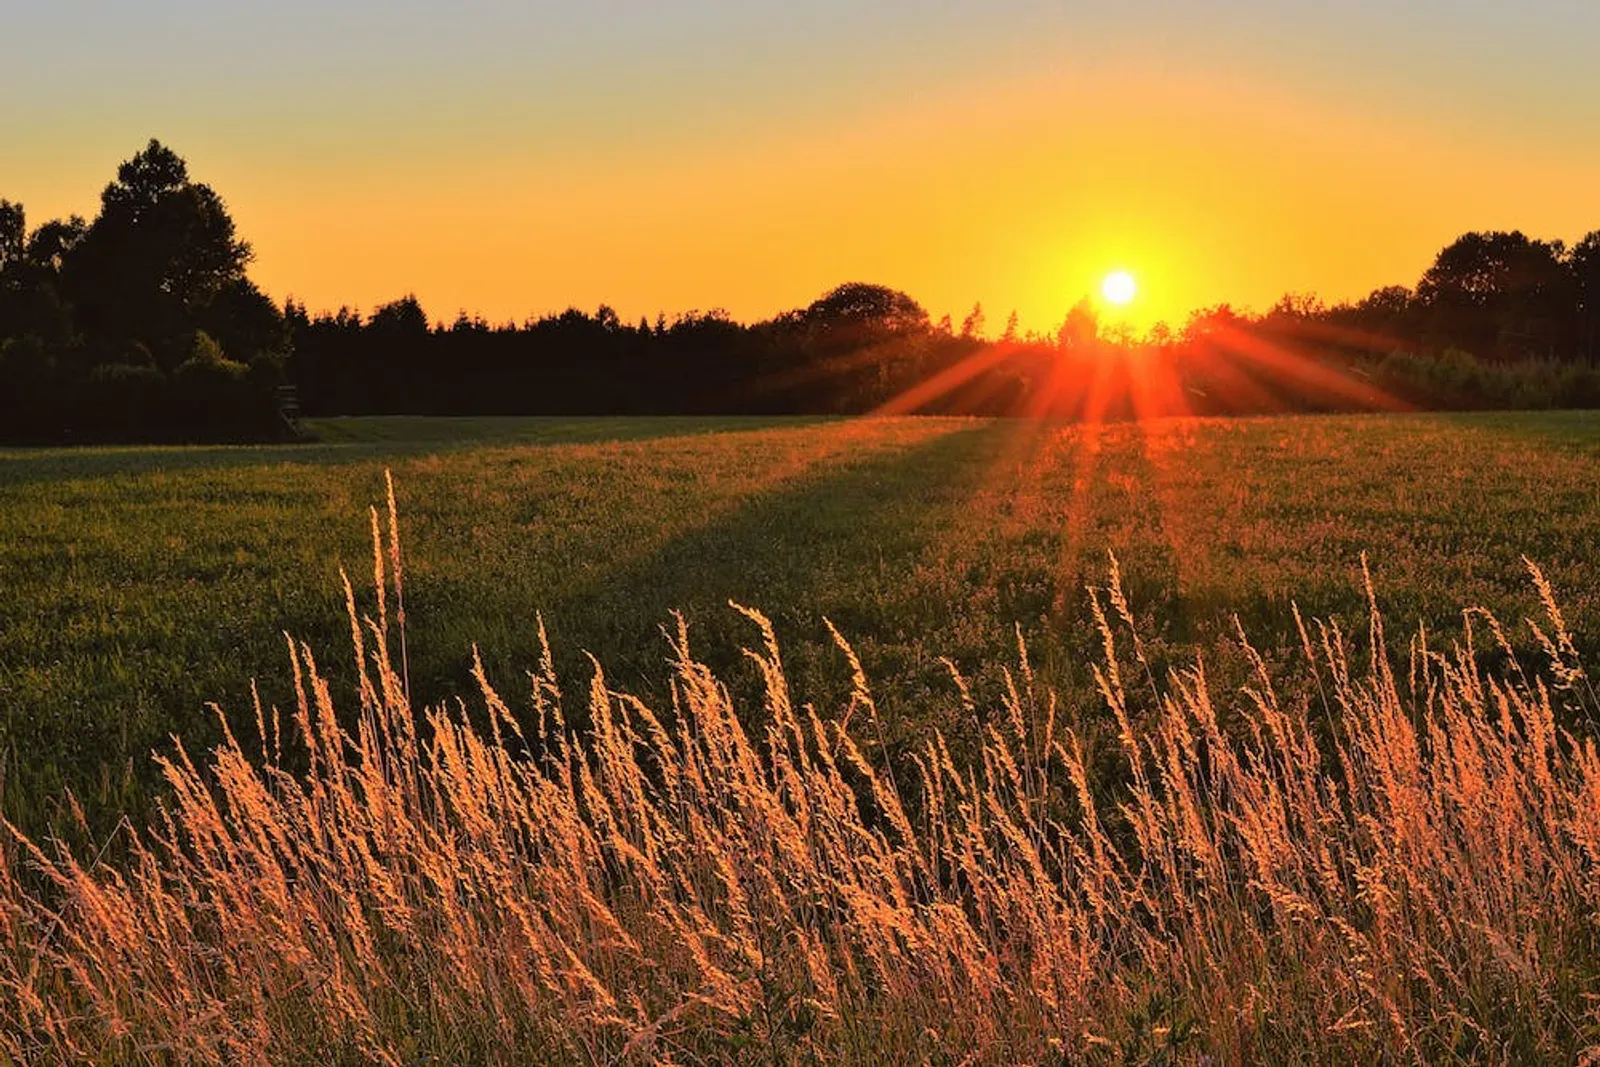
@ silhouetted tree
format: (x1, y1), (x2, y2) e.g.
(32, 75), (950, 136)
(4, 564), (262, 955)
(0, 204), (77, 349)
(0, 141), (292, 442)
(1267, 292), (1326, 322)
(1572, 231), (1600, 362)
(368, 295), (430, 337)
(1183, 304), (1248, 343)
(63, 140), (254, 363)
(0, 201), (23, 272)
(960, 302), (985, 340)
(1416, 231), (1572, 360)
(201, 278), (290, 365)
(800, 283), (929, 339)
(1354, 285), (1415, 337)
(1057, 300), (1099, 349)
(25, 216), (88, 272)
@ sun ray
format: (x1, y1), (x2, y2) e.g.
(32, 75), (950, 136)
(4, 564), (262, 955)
(1206, 324), (1411, 413)
(871, 343), (1020, 416)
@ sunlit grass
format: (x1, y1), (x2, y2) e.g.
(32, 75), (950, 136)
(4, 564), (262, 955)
(3, 412), (1600, 843)
(3, 487), (1598, 1063)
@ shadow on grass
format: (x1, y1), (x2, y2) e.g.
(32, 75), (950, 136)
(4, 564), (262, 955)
(444, 422), (1011, 730)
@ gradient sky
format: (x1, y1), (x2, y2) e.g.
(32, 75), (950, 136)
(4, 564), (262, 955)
(5, 1), (1598, 332)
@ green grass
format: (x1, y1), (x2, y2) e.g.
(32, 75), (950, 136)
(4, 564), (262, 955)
(4, 411), (1600, 831)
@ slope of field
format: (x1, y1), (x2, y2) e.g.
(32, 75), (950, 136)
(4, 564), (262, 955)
(3, 412), (1599, 830)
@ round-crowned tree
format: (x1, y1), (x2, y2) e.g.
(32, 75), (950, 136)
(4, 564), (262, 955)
(800, 282), (930, 341)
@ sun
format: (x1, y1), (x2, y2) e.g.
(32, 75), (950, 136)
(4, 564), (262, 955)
(1101, 270), (1137, 307)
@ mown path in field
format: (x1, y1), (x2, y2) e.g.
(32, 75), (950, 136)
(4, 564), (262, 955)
(3, 411), (1599, 832)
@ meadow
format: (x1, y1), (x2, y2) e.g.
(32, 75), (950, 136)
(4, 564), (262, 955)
(6, 412), (1600, 1063)
(4, 412), (1600, 835)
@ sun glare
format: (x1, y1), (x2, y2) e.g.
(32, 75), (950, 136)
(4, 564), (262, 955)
(1102, 270), (1137, 307)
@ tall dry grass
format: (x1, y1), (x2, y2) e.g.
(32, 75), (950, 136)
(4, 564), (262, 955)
(3, 480), (1600, 1065)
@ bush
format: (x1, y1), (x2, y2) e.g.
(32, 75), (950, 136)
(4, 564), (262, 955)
(168, 330), (284, 441)
(0, 334), (63, 441)
(1372, 346), (1600, 410)
(75, 362), (170, 441)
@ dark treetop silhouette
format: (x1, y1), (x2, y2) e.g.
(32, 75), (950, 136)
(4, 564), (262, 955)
(3, 141), (1599, 443)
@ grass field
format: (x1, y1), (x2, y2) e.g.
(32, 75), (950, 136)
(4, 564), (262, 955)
(7, 411), (1600, 1063)
(3, 411), (1600, 834)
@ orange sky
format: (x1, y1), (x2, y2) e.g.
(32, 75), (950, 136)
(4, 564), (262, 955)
(5, 3), (1599, 335)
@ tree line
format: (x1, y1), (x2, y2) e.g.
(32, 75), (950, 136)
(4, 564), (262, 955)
(3, 140), (1598, 443)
